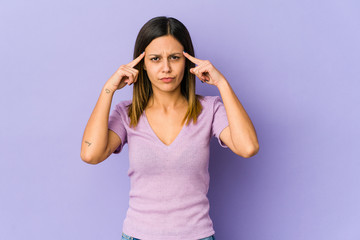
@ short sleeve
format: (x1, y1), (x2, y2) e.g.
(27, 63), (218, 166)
(108, 102), (128, 154)
(211, 96), (229, 148)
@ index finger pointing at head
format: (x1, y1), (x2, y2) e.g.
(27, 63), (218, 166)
(183, 51), (202, 65)
(127, 52), (145, 68)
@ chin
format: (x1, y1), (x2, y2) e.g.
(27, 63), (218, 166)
(153, 82), (182, 92)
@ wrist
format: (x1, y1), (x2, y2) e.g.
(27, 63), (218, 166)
(215, 78), (229, 89)
(102, 85), (116, 95)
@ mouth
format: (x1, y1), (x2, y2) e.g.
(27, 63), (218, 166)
(160, 77), (174, 83)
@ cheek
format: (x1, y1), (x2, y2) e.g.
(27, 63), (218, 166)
(174, 59), (185, 70)
(144, 62), (155, 74)
(144, 63), (160, 82)
(143, 60), (149, 71)
(147, 60), (162, 68)
(178, 61), (186, 74)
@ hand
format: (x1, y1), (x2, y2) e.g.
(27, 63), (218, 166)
(105, 52), (145, 92)
(183, 51), (226, 87)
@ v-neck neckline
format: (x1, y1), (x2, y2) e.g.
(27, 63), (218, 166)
(142, 110), (186, 148)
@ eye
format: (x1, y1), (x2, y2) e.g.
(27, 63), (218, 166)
(170, 55), (180, 60)
(150, 57), (160, 61)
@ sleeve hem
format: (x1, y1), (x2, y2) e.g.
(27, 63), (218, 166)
(217, 124), (229, 148)
(108, 127), (125, 154)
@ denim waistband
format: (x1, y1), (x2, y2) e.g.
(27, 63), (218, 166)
(122, 232), (140, 240)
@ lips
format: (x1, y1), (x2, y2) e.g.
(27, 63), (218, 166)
(160, 77), (174, 83)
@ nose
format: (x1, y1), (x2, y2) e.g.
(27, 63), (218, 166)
(162, 59), (171, 72)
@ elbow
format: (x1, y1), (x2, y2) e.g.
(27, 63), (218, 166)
(238, 143), (259, 158)
(80, 151), (100, 165)
(246, 143), (260, 158)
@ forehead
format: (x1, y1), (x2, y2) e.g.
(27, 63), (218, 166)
(145, 35), (183, 53)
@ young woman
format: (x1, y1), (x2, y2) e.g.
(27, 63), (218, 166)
(81, 16), (259, 240)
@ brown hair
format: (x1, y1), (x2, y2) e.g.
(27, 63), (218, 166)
(126, 16), (204, 128)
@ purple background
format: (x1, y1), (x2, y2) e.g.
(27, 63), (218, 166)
(1, 0), (359, 239)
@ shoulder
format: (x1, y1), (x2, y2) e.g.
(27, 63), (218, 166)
(114, 99), (132, 111)
(198, 95), (223, 109)
(111, 100), (132, 120)
(198, 95), (221, 102)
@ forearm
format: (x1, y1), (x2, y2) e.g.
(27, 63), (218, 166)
(80, 85), (115, 163)
(217, 79), (259, 154)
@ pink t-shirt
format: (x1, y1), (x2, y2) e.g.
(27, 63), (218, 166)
(108, 95), (229, 240)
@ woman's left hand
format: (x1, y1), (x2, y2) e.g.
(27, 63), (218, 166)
(183, 51), (227, 87)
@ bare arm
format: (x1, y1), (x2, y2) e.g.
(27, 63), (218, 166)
(80, 86), (121, 164)
(80, 52), (145, 164)
(217, 80), (259, 158)
(183, 51), (259, 158)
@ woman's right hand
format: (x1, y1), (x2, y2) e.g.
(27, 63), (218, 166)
(104, 52), (145, 92)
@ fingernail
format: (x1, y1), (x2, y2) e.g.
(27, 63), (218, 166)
(183, 51), (186, 53)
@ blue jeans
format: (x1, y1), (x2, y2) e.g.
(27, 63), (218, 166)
(122, 232), (216, 240)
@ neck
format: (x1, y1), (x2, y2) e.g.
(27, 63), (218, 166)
(148, 90), (187, 112)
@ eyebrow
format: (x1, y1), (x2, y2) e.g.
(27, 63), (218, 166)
(148, 52), (182, 56)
